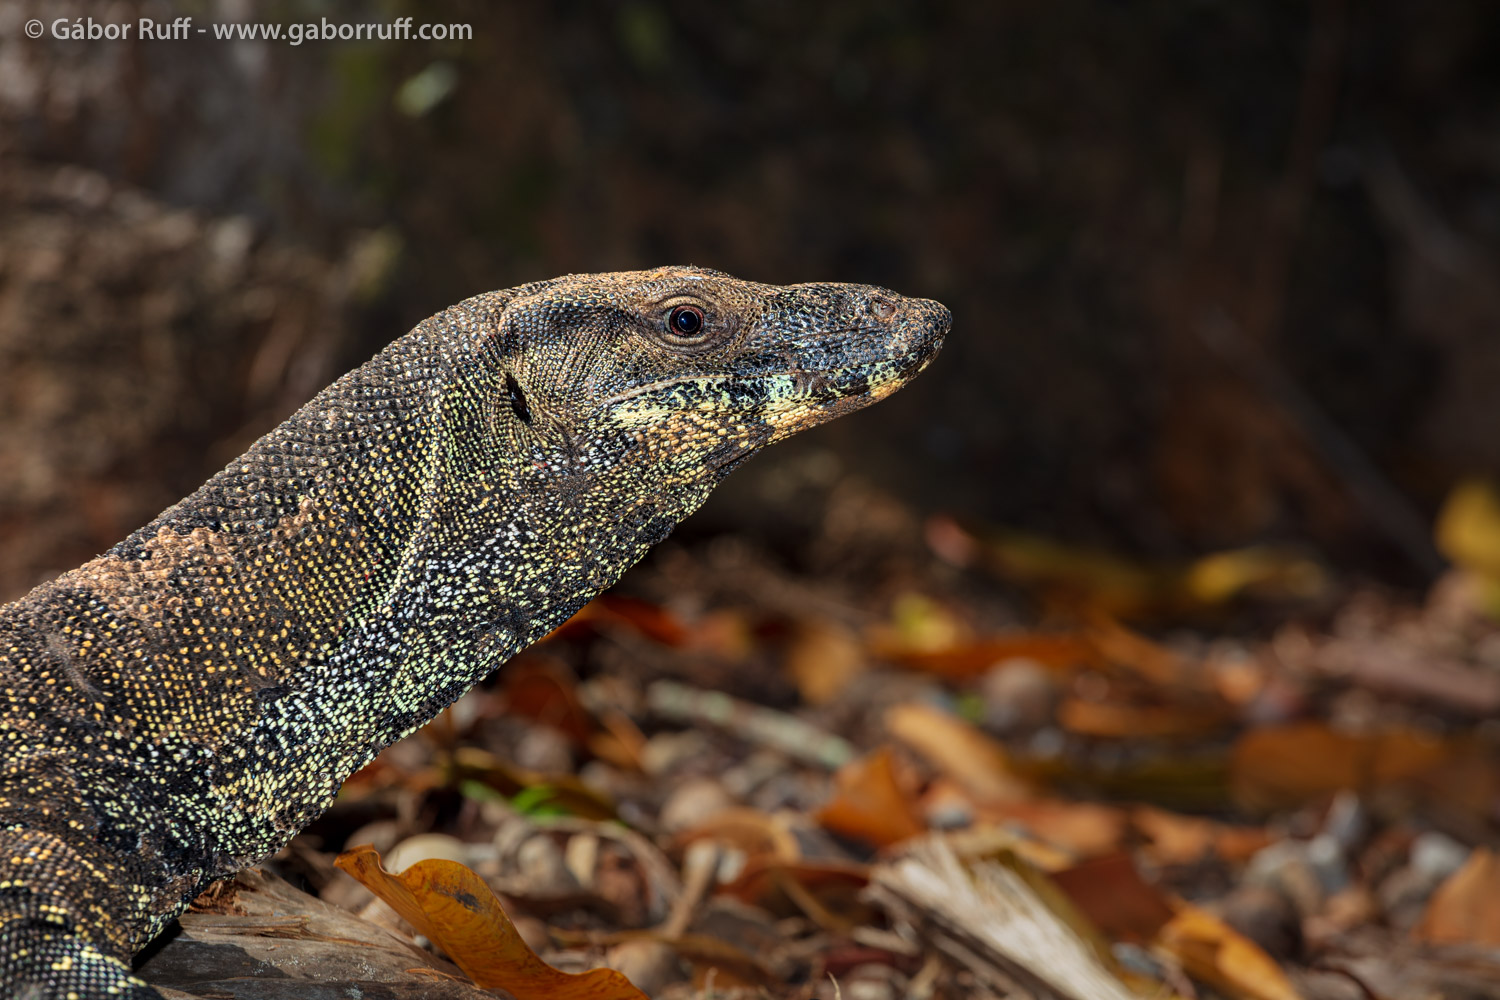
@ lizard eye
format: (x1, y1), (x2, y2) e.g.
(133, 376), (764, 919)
(668, 305), (705, 338)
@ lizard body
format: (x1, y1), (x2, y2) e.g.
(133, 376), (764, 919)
(0, 266), (948, 998)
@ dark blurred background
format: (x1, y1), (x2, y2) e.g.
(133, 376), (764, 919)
(4, 0), (1500, 601)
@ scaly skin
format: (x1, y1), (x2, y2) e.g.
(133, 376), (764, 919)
(0, 266), (948, 998)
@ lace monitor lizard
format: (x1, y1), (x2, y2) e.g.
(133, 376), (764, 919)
(0, 266), (949, 998)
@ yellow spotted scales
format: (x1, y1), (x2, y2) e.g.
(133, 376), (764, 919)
(0, 267), (949, 998)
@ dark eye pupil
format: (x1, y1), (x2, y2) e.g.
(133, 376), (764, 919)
(670, 306), (703, 336)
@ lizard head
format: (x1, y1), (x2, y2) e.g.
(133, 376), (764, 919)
(485, 265), (949, 489)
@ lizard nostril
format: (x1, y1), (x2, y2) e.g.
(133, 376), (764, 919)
(869, 296), (896, 322)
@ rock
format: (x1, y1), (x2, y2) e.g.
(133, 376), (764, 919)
(515, 834), (579, 894)
(384, 833), (470, 873)
(511, 722), (575, 774)
(1244, 840), (1327, 916)
(1411, 831), (1470, 882)
(1321, 790), (1367, 852)
(840, 963), (905, 1000)
(608, 939), (685, 995)
(1304, 833), (1351, 896)
(660, 775), (737, 833)
(980, 657), (1059, 732)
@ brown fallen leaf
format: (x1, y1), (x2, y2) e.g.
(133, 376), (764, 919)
(885, 702), (1034, 804)
(1057, 696), (1229, 740)
(1157, 902), (1304, 1000)
(502, 659), (596, 746)
(973, 800), (1128, 861)
(878, 633), (1098, 680)
(546, 594), (691, 646)
(1050, 853), (1176, 943)
(335, 845), (649, 999)
(1083, 613), (1189, 686)
(1133, 806), (1271, 866)
(815, 745), (925, 847)
(785, 619), (867, 704)
(1417, 845), (1500, 946)
(1230, 722), (1454, 812)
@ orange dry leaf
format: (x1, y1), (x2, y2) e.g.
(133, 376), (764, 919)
(1157, 903), (1304, 1000)
(1133, 807), (1271, 866)
(975, 799), (1128, 860)
(785, 619), (866, 705)
(1230, 722), (1454, 812)
(1417, 846), (1500, 946)
(547, 594), (691, 646)
(885, 702), (1034, 804)
(1083, 613), (1188, 686)
(335, 846), (649, 999)
(1057, 697), (1228, 740)
(881, 633), (1098, 680)
(815, 745), (925, 847)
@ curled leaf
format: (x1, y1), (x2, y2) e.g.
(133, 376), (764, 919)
(815, 745), (925, 847)
(1157, 902), (1304, 1000)
(886, 702), (1034, 803)
(335, 845), (649, 999)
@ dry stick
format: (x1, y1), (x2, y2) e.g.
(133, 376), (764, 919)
(646, 680), (856, 770)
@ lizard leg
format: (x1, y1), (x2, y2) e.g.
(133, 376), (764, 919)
(2, 921), (159, 1000)
(0, 828), (162, 1000)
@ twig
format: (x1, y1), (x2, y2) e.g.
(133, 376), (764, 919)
(647, 680), (856, 769)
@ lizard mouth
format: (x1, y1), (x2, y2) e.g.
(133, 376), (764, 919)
(604, 295), (948, 428)
(769, 296), (949, 417)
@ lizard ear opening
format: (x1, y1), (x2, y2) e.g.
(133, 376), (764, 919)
(505, 373), (531, 425)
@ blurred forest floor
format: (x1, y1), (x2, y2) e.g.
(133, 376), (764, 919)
(144, 474), (1500, 999)
(4, 2), (1500, 998)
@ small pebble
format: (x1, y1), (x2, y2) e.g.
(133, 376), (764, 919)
(660, 776), (737, 833)
(1321, 790), (1367, 852)
(841, 963), (904, 1000)
(608, 939), (684, 995)
(511, 723), (575, 774)
(1410, 831), (1469, 882)
(384, 833), (469, 873)
(1304, 833), (1350, 896)
(516, 834), (578, 893)
(1244, 840), (1325, 916)
(640, 730), (713, 776)
(980, 657), (1059, 732)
